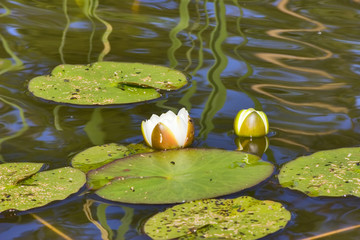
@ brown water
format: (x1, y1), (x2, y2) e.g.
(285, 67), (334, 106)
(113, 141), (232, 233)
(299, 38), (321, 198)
(0, 0), (360, 239)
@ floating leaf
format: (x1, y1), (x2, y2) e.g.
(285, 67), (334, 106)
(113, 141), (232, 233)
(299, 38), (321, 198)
(72, 144), (128, 174)
(87, 148), (274, 204)
(0, 162), (44, 187)
(124, 143), (155, 155)
(28, 61), (188, 105)
(278, 147), (360, 197)
(71, 143), (153, 173)
(0, 163), (86, 213)
(144, 196), (291, 240)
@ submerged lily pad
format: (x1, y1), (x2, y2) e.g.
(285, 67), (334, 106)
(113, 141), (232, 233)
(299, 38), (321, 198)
(278, 147), (360, 197)
(0, 163), (86, 213)
(71, 143), (153, 173)
(144, 196), (291, 239)
(28, 61), (188, 105)
(87, 148), (274, 204)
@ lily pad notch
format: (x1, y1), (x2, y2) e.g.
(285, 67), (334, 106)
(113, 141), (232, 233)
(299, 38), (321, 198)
(86, 148), (274, 204)
(0, 162), (86, 213)
(28, 61), (189, 105)
(71, 143), (154, 173)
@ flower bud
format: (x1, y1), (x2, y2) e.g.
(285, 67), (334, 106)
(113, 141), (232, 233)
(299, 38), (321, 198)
(234, 108), (269, 137)
(141, 108), (194, 150)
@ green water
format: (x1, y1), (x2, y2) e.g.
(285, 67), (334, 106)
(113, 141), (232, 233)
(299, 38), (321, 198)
(0, 0), (359, 239)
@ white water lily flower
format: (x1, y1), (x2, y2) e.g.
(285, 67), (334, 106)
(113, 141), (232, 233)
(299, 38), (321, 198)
(234, 108), (269, 137)
(141, 108), (194, 150)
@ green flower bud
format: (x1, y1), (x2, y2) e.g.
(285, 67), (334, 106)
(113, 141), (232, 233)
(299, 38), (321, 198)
(234, 108), (269, 137)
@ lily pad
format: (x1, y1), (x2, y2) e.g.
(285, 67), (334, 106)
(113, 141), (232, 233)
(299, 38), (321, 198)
(125, 143), (155, 155)
(28, 61), (188, 105)
(278, 147), (360, 197)
(0, 163), (86, 213)
(0, 162), (44, 187)
(144, 196), (291, 239)
(71, 143), (153, 173)
(87, 148), (274, 204)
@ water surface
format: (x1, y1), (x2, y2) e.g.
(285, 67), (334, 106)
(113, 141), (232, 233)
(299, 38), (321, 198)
(0, 0), (360, 239)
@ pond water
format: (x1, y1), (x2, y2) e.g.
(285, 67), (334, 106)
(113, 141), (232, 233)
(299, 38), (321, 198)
(0, 0), (360, 239)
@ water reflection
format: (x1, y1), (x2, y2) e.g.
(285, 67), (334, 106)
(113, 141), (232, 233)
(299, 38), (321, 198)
(199, 0), (228, 138)
(256, 0), (333, 78)
(0, 3), (24, 75)
(235, 136), (268, 157)
(252, 82), (348, 113)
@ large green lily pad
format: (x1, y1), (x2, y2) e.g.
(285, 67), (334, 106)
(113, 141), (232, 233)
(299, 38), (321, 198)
(0, 163), (86, 213)
(71, 143), (153, 173)
(28, 61), (188, 105)
(278, 147), (360, 197)
(144, 196), (291, 239)
(87, 148), (274, 204)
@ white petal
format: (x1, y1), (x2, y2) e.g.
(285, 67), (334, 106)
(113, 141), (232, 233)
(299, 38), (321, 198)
(161, 110), (177, 120)
(177, 108), (190, 146)
(159, 108), (189, 147)
(142, 114), (161, 146)
(149, 114), (160, 123)
(160, 118), (181, 146)
(142, 108), (191, 148)
(178, 108), (189, 123)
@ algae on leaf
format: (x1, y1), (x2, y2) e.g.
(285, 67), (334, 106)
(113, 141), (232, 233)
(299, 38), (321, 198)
(0, 163), (86, 213)
(87, 148), (274, 204)
(71, 143), (153, 173)
(144, 196), (291, 239)
(278, 147), (360, 197)
(28, 61), (188, 105)
(0, 162), (44, 187)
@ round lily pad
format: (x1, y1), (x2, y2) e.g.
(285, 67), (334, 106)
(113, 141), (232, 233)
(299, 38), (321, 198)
(87, 148), (274, 204)
(144, 196), (291, 239)
(278, 147), (360, 197)
(0, 163), (86, 213)
(28, 61), (188, 105)
(71, 143), (153, 173)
